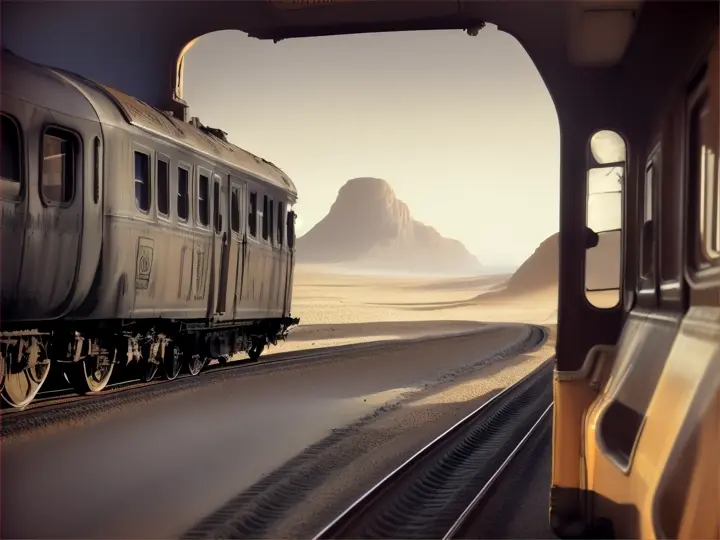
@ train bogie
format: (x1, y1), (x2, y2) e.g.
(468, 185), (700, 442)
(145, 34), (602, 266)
(0, 49), (300, 408)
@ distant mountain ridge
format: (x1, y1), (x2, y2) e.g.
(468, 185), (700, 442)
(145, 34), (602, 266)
(296, 177), (483, 275)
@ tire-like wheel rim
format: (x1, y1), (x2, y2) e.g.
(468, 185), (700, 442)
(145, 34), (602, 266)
(141, 342), (159, 382)
(187, 355), (206, 376)
(164, 345), (182, 381)
(2, 354), (51, 409)
(66, 355), (115, 394)
(142, 359), (159, 382)
(248, 342), (265, 362)
(0, 350), (5, 393)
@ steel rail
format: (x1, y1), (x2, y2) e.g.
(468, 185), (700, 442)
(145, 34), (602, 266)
(442, 402), (553, 539)
(312, 347), (551, 540)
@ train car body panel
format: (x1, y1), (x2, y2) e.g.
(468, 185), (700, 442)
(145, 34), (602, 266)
(581, 306), (720, 538)
(1, 53), (106, 322)
(553, 23), (719, 539)
(1, 49), (300, 406)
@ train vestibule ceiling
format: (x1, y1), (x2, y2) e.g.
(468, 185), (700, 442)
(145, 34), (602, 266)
(2, 0), (645, 117)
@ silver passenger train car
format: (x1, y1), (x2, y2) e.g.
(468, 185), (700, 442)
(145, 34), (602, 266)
(0, 49), (300, 408)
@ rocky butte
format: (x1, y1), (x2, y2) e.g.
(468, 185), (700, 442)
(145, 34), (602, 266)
(296, 177), (483, 275)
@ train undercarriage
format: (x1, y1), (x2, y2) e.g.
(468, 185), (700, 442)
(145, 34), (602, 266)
(0, 316), (300, 409)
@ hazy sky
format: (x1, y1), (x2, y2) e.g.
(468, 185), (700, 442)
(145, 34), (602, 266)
(184, 27), (559, 267)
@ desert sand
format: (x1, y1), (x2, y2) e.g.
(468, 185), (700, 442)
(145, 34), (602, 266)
(279, 175), (619, 355)
(272, 224), (620, 354)
(2, 326), (540, 539)
(269, 263), (558, 355)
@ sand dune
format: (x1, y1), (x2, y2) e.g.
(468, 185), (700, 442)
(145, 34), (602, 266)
(505, 230), (621, 293)
(296, 177), (482, 275)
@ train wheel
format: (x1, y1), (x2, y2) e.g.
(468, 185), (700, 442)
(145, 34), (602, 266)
(186, 354), (207, 376)
(2, 337), (51, 409)
(141, 342), (160, 383)
(65, 353), (115, 394)
(0, 346), (5, 394)
(247, 342), (265, 362)
(164, 344), (182, 381)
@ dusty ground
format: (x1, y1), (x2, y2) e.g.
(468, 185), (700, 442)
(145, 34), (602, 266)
(267, 264), (558, 354)
(2, 325), (540, 539)
(261, 332), (555, 539)
(2, 266), (560, 539)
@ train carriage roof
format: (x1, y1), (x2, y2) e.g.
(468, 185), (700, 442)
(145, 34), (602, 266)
(1, 48), (297, 198)
(1, 49), (101, 124)
(88, 82), (298, 196)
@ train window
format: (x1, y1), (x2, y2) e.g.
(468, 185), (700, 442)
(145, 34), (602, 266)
(133, 150), (150, 212)
(585, 130), (625, 308)
(268, 198), (274, 243)
(249, 191), (258, 237)
(177, 166), (190, 221)
(262, 195), (269, 240)
(590, 130), (626, 165)
(287, 209), (296, 249)
(93, 137), (101, 204)
(689, 89), (720, 264)
(1, 114), (22, 200)
(698, 97), (719, 257)
(659, 133), (681, 284)
(277, 201), (284, 245)
(213, 180), (222, 233)
(43, 128), (78, 205)
(640, 157), (656, 280)
(231, 189), (240, 233)
(198, 172), (209, 226)
(157, 157), (169, 217)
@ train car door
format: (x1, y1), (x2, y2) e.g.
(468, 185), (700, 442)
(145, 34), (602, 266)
(210, 173), (231, 320)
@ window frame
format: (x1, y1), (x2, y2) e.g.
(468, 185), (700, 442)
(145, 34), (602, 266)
(92, 136), (101, 205)
(636, 143), (661, 307)
(155, 153), (171, 220)
(268, 196), (275, 245)
(583, 129), (627, 311)
(1, 113), (25, 203)
(131, 144), (152, 215)
(230, 186), (241, 235)
(213, 174), (223, 234)
(277, 200), (284, 246)
(248, 190), (258, 238)
(287, 208), (296, 250)
(196, 166), (212, 230)
(177, 161), (192, 225)
(40, 124), (82, 208)
(685, 72), (720, 288)
(261, 193), (269, 241)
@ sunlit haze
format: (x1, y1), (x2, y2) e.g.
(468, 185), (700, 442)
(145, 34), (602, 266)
(184, 27), (559, 268)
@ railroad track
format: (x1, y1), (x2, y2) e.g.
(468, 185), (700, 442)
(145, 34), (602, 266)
(1, 324), (546, 437)
(313, 359), (553, 540)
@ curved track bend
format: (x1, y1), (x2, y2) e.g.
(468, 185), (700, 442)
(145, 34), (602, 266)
(1, 324), (518, 435)
(2, 323), (548, 540)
